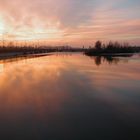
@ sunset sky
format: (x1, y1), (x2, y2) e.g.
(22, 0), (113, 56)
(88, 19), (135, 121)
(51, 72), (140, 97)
(0, 0), (140, 46)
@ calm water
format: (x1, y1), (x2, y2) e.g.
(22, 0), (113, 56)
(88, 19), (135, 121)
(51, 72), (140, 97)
(0, 53), (140, 140)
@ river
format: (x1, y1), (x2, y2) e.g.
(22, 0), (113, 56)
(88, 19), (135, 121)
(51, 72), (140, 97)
(0, 53), (140, 140)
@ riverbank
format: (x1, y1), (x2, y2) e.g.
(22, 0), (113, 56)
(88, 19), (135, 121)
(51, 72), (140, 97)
(0, 52), (52, 60)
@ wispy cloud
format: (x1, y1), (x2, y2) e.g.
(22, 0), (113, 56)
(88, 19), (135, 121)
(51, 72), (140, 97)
(0, 0), (139, 46)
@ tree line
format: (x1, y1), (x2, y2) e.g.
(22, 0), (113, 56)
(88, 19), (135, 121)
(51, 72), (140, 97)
(85, 41), (140, 56)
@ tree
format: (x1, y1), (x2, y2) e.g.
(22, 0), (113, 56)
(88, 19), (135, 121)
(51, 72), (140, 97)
(95, 41), (102, 50)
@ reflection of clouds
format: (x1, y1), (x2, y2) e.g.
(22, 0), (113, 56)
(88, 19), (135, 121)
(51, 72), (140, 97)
(0, 56), (70, 120)
(0, 54), (140, 139)
(0, 64), (4, 73)
(0, 54), (139, 123)
(77, 55), (140, 117)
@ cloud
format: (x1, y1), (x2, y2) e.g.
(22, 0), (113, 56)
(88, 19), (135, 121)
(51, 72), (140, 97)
(0, 0), (139, 45)
(0, 0), (96, 28)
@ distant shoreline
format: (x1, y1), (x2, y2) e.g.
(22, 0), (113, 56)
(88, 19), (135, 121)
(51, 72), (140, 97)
(0, 52), (52, 60)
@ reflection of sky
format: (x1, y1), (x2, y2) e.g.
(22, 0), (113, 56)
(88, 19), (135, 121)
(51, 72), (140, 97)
(0, 53), (140, 139)
(0, 64), (4, 73)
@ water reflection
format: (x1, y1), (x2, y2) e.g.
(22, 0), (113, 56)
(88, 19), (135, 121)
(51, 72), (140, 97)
(88, 55), (132, 66)
(0, 64), (4, 73)
(0, 53), (140, 140)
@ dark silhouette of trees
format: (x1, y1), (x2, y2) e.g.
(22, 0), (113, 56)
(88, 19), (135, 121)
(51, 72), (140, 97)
(0, 40), (85, 59)
(95, 41), (102, 50)
(85, 40), (140, 56)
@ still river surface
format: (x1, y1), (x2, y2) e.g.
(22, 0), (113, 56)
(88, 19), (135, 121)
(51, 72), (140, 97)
(0, 53), (140, 140)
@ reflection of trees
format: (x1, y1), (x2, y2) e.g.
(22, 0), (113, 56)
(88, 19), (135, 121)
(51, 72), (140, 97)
(94, 56), (102, 66)
(93, 56), (121, 66)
